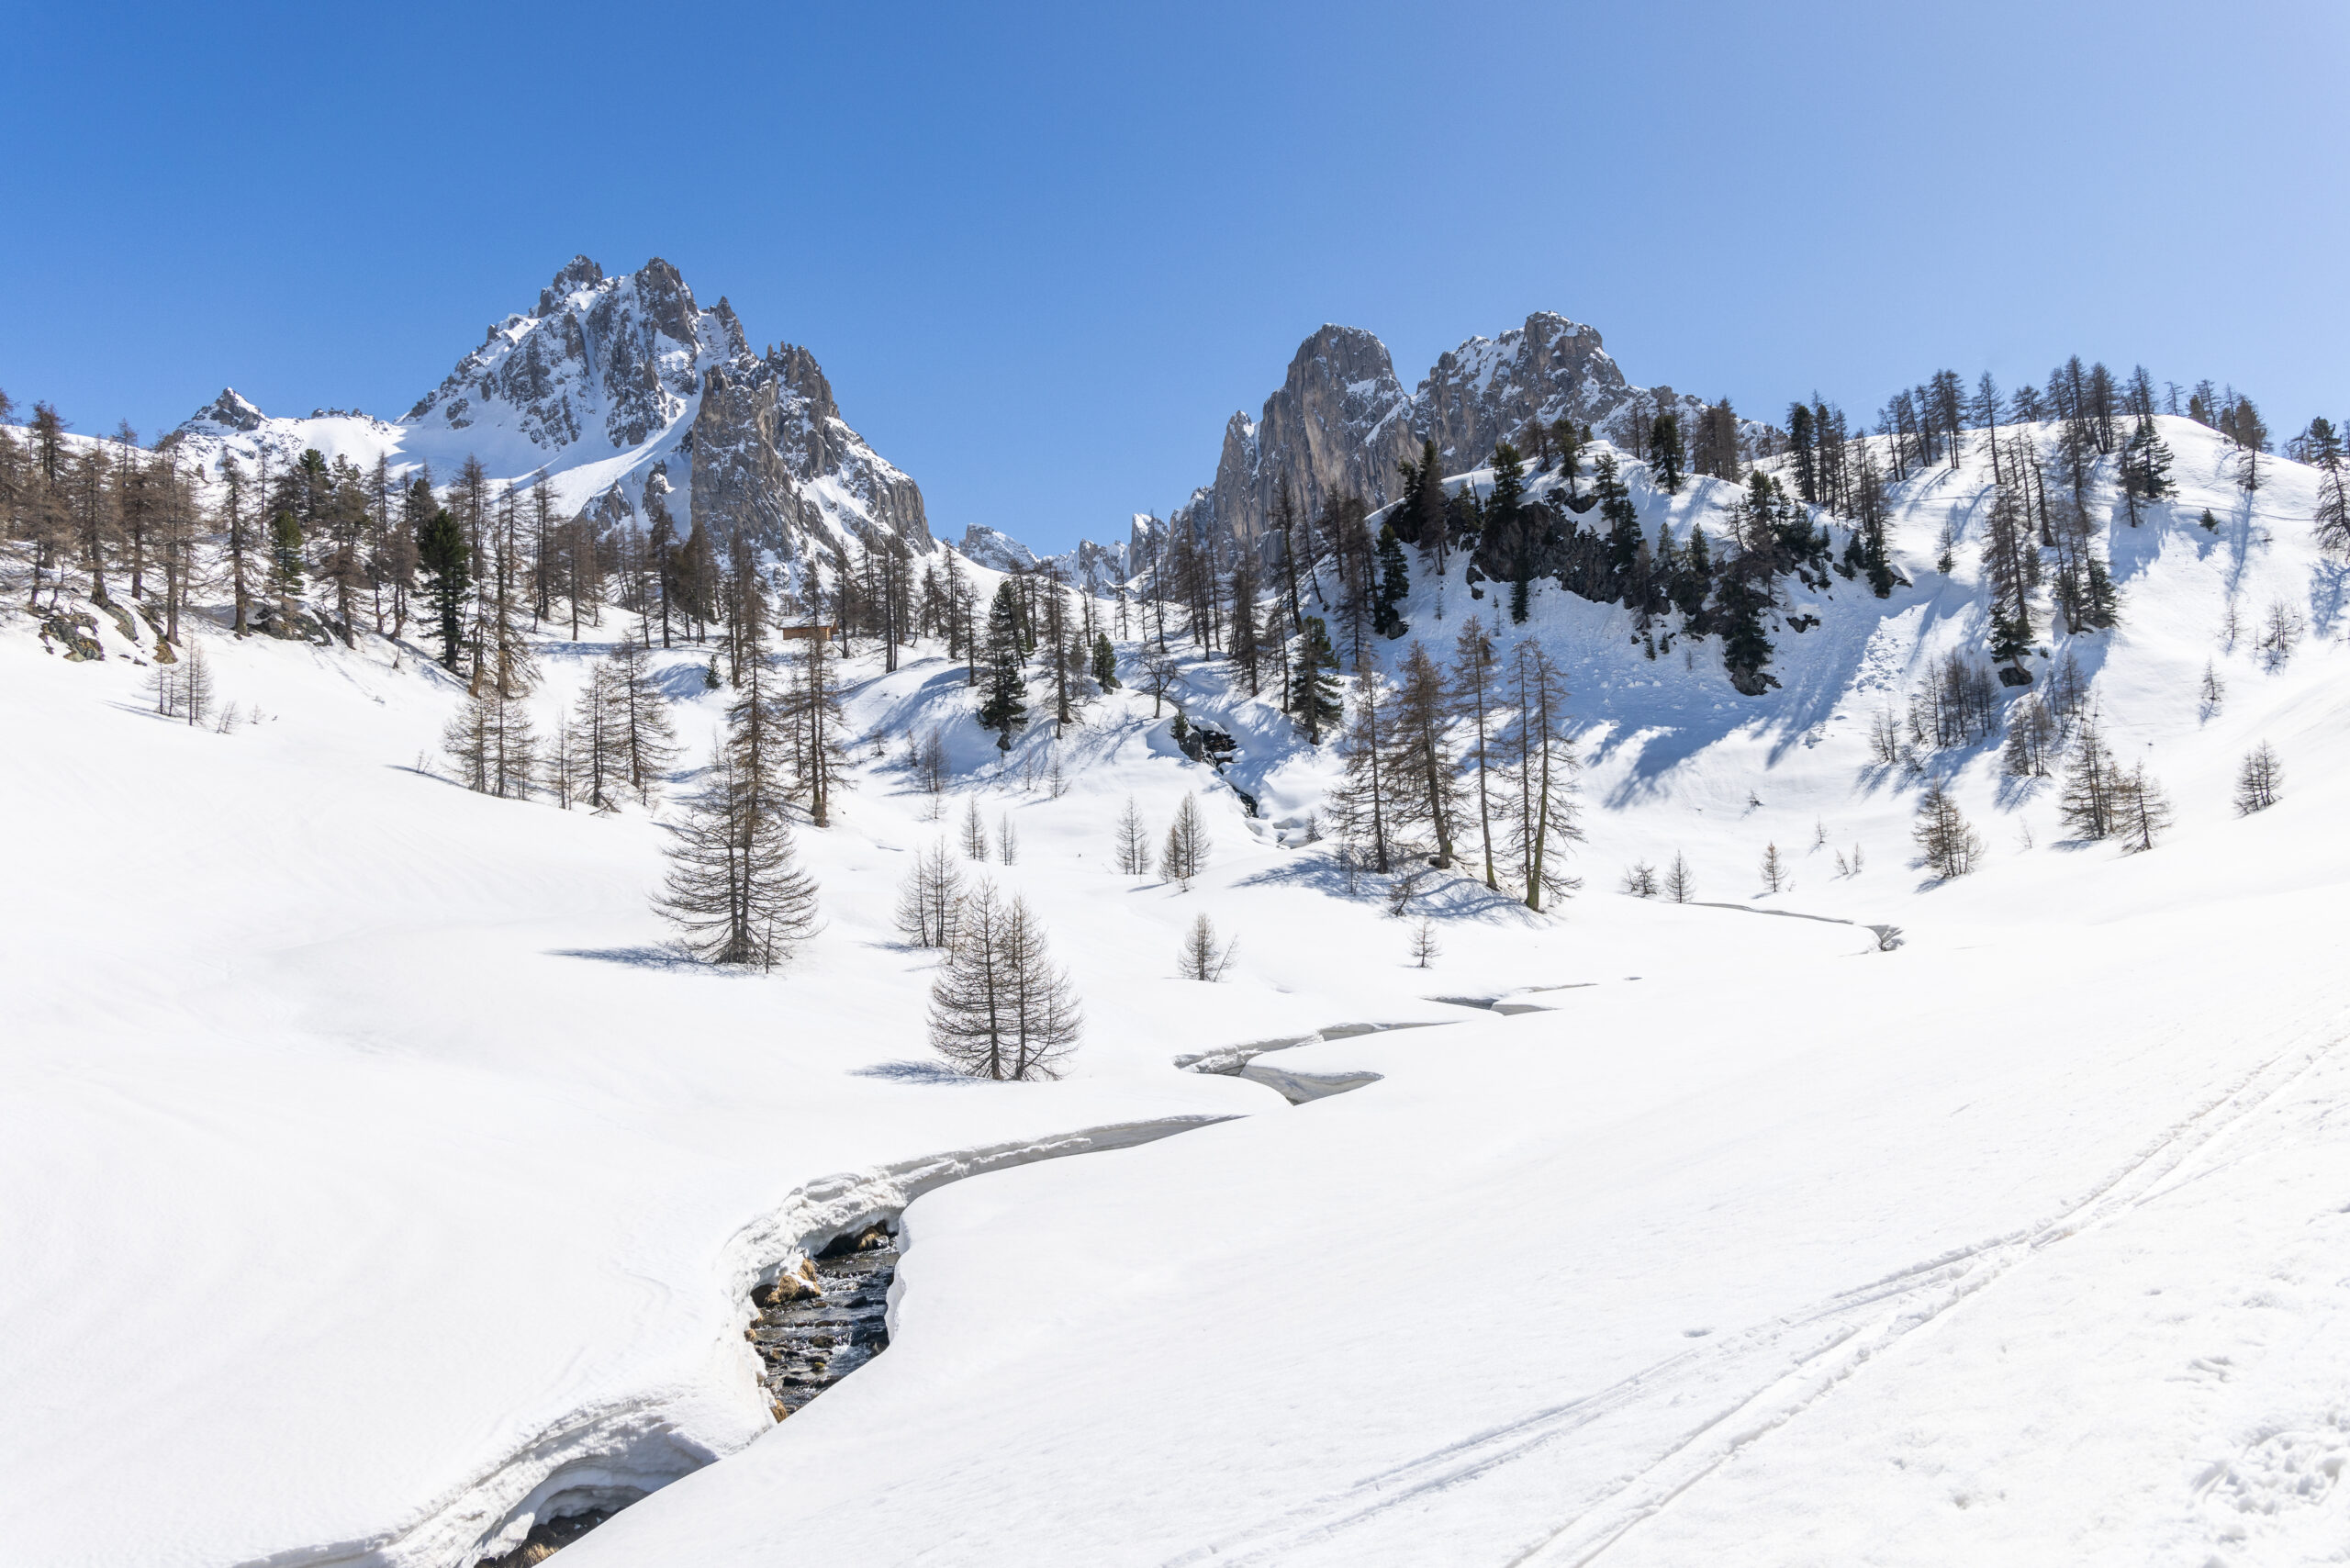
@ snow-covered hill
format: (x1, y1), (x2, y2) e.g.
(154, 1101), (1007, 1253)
(3, 397), (2346, 1568)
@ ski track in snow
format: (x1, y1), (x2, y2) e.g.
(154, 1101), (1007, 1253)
(1167, 1034), (2343, 1568)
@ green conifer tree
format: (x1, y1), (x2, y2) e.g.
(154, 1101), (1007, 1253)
(1372, 523), (1410, 637)
(416, 503), (471, 672)
(1650, 411), (1684, 493)
(1288, 614), (1342, 742)
(976, 580), (1028, 749)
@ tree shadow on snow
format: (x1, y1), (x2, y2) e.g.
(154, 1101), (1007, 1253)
(847, 1059), (986, 1085)
(1236, 851), (1546, 925)
(2311, 560), (2348, 639)
(546, 944), (709, 971)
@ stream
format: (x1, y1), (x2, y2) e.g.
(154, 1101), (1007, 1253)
(470, 1042), (1410, 1565)
(750, 1222), (900, 1417)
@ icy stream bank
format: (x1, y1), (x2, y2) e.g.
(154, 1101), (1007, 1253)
(453, 1114), (1237, 1568)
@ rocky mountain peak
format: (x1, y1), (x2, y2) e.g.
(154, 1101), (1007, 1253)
(537, 255), (606, 317)
(185, 388), (265, 433)
(170, 254), (931, 562)
(770, 344), (837, 423)
(1175, 322), (1416, 550)
(958, 524), (1038, 573)
(1416, 310), (1629, 469)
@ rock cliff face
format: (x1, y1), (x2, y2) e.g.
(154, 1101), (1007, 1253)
(1176, 325), (1418, 552)
(176, 255), (931, 558)
(1153, 312), (1750, 564)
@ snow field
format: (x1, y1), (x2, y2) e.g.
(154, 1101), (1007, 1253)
(2, 415), (2344, 1564)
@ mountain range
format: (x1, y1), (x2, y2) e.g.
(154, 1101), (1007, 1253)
(164, 255), (1739, 580)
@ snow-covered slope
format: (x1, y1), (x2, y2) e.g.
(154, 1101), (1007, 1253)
(3, 408), (2345, 1568)
(164, 255), (931, 555)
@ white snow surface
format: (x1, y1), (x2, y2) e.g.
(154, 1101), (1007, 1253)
(4, 418), (2348, 1566)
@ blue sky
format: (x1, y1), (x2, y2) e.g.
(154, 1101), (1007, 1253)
(4, 0), (2344, 552)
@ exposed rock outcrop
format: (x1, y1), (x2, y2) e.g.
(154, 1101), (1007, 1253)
(1176, 325), (1418, 553)
(957, 524), (1038, 573)
(1139, 311), (1763, 571)
(172, 255), (932, 561)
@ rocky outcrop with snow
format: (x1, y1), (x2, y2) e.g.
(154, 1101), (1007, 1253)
(169, 256), (932, 558)
(1137, 312), (1761, 564)
(957, 525), (1038, 573)
(1175, 324), (1421, 554)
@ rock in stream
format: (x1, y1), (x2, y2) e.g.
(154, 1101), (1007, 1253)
(750, 1222), (897, 1419)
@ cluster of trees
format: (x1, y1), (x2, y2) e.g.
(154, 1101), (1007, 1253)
(1383, 435), (1886, 694)
(894, 839), (1081, 1080)
(1330, 621), (1583, 912)
(970, 573), (1122, 748)
(0, 392), (959, 681)
(653, 617), (848, 969)
(1047, 360), (2210, 734)
(2, 395), (209, 643)
(1619, 850), (1696, 902)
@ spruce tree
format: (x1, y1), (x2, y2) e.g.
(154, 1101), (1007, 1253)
(2309, 417), (2350, 554)
(1595, 452), (1639, 604)
(2120, 415), (2174, 522)
(1491, 441), (1533, 623)
(1715, 557), (1778, 695)
(1412, 437), (1449, 568)
(417, 500), (471, 672)
(1981, 487), (2037, 684)
(1288, 615), (1342, 743)
(1226, 559), (1263, 695)
(1371, 523), (1410, 638)
(266, 509), (305, 619)
(976, 580), (1028, 750)
(1091, 631), (1120, 690)
(1650, 410), (1684, 492)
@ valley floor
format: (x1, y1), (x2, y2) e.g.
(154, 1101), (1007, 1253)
(5, 418), (2347, 1565)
